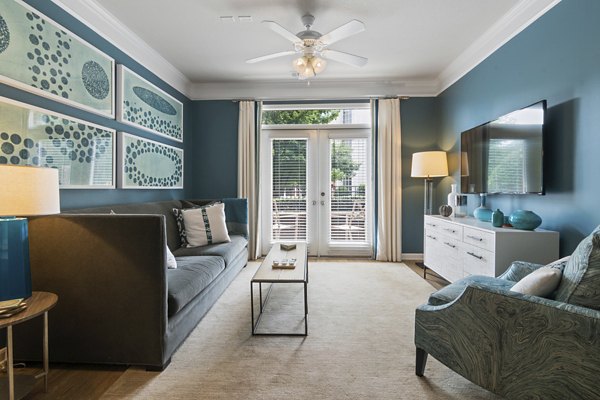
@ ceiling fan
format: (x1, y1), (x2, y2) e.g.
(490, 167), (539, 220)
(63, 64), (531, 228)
(246, 14), (367, 80)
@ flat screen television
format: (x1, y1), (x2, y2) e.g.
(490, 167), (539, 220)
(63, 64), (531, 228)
(460, 100), (546, 195)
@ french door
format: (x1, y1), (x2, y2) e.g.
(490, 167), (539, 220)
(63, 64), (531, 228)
(260, 128), (372, 257)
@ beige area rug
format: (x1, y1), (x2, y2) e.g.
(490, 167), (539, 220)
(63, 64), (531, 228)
(101, 260), (501, 400)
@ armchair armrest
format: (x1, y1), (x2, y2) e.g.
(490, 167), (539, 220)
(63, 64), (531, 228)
(415, 282), (600, 399)
(498, 260), (544, 281)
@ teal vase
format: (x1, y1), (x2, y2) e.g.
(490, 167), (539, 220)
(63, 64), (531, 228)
(474, 193), (493, 222)
(492, 209), (504, 228)
(508, 210), (542, 230)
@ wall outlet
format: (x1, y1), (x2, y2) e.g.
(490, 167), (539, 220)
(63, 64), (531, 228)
(0, 347), (6, 372)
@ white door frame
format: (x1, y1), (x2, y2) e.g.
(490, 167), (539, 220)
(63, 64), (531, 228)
(317, 129), (373, 257)
(260, 127), (373, 257)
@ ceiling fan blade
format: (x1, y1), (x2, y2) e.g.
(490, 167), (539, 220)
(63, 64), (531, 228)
(262, 21), (302, 44)
(322, 49), (368, 67)
(319, 20), (365, 46)
(246, 51), (297, 64)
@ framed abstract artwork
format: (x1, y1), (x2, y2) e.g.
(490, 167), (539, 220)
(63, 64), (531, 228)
(118, 132), (183, 189)
(0, 0), (115, 117)
(0, 96), (115, 188)
(117, 65), (183, 142)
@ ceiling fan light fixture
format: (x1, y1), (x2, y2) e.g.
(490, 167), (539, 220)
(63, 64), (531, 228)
(292, 55), (326, 79)
(311, 57), (326, 74)
(255, 14), (366, 80)
(293, 56), (308, 74)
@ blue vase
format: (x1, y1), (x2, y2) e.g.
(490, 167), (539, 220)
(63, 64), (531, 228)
(474, 193), (493, 222)
(492, 209), (504, 228)
(508, 210), (542, 230)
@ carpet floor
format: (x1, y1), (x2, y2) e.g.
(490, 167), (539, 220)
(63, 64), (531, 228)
(101, 260), (501, 400)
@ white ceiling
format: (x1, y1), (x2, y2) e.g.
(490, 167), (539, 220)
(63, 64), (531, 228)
(53, 0), (560, 99)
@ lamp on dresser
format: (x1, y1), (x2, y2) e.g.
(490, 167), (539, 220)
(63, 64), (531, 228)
(0, 165), (60, 312)
(411, 151), (448, 215)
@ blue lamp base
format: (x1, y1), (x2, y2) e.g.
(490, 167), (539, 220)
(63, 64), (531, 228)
(0, 217), (32, 302)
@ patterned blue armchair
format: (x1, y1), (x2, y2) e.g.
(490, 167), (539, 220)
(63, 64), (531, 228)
(415, 226), (600, 400)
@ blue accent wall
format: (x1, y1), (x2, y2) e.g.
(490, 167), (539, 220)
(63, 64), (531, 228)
(400, 97), (441, 253)
(0, 0), (191, 210)
(437, 0), (600, 255)
(187, 100), (239, 199)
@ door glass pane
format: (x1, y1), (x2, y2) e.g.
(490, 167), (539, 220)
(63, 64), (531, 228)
(271, 139), (307, 241)
(329, 138), (367, 243)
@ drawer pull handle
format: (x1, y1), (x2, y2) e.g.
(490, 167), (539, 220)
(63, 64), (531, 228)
(467, 235), (483, 242)
(444, 242), (456, 248)
(467, 251), (484, 260)
(426, 235), (437, 240)
(426, 223), (437, 227)
(444, 228), (457, 233)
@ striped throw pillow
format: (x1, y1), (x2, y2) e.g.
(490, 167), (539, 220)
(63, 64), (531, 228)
(181, 203), (230, 247)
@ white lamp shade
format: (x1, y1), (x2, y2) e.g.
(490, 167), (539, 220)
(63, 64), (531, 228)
(411, 151), (448, 178)
(0, 165), (60, 216)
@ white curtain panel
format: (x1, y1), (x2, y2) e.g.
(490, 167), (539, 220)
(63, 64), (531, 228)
(376, 98), (402, 261)
(237, 101), (261, 260)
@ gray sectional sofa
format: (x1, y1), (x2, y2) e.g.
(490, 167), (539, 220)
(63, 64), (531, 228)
(14, 198), (248, 370)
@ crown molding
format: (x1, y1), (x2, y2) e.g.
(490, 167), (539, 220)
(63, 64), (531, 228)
(188, 79), (440, 100)
(437, 0), (561, 95)
(50, 0), (560, 101)
(50, 0), (191, 97)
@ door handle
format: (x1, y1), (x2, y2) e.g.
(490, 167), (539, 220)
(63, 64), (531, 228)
(312, 200), (317, 205)
(320, 200), (325, 206)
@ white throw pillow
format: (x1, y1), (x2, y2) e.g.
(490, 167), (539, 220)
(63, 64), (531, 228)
(510, 266), (563, 297)
(166, 245), (177, 269)
(181, 203), (230, 247)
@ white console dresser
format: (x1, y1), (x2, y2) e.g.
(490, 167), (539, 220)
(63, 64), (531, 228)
(423, 215), (559, 283)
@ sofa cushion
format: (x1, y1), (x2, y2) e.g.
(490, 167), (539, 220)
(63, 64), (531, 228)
(166, 245), (178, 269)
(172, 208), (190, 247)
(166, 256), (225, 317)
(554, 225), (600, 310)
(428, 275), (516, 306)
(510, 266), (562, 297)
(173, 234), (248, 267)
(182, 203), (230, 247)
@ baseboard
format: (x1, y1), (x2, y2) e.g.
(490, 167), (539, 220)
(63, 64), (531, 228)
(401, 253), (424, 261)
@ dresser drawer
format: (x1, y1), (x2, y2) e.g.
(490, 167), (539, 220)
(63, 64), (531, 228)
(424, 217), (443, 234)
(463, 227), (495, 252)
(424, 234), (445, 274)
(436, 219), (463, 240)
(439, 236), (463, 262)
(463, 244), (495, 276)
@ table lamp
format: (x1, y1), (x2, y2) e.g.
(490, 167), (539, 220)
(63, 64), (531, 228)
(411, 151), (448, 215)
(0, 165), (60, 309)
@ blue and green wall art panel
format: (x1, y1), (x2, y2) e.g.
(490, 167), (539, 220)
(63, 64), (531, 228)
(0, 0), (115, 117)
(0, 96), (115, 188)
(118, 132), (183, 189)
(117, 65), (183, 142)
